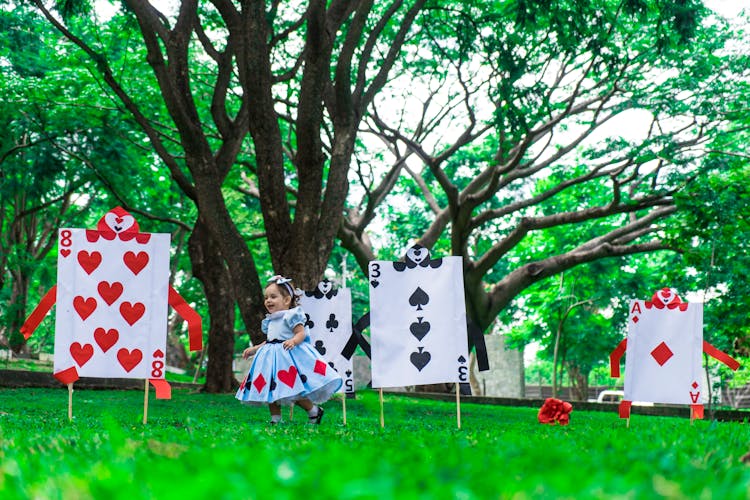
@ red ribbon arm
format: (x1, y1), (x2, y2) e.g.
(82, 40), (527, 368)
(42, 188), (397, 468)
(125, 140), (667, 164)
(168, 286), (203, 352)
(610, 338), (627, 378)
(19, 286), (57, 340)
(149, 378), (172, 399)
(703, 341), (740, 371)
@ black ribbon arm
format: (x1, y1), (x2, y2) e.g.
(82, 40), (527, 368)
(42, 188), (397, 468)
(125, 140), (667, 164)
(341, 312), (372, 360)
(467, 319), (490, 372)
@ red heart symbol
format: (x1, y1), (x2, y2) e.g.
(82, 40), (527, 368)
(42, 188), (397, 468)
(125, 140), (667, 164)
(277, 366), (298, 388)
(94, 327), (119, 353)
(153, 349), (164, 358)
(117, 348), (142, 372)
(73, 296), (97, 320)
(60, 249), (71, 258)
(123, 251), (149, 275)
(119, 301), (145, 326)
(70, 342), (94, 367)
(97, 281), (123, 306)
(77, 251), (102, 275)
(115, 217), (123, 224)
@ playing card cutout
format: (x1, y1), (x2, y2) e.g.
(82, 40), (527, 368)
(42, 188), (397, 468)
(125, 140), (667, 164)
(19, 207), (203, 396)
(369, 244), (469, 388)
(610, 288), (740, 420)
(299, 281), (355, 394)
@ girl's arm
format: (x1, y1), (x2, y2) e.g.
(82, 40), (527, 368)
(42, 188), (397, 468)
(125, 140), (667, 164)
(282, 324), (306, 351)
(243, 341), (266, 359)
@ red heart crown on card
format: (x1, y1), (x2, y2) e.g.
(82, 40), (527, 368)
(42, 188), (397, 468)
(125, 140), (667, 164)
(645, 287), (688, 311)
(83, 206), (150, 243)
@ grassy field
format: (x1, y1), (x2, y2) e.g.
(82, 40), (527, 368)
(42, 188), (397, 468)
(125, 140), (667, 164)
(1, 387), (749, 499)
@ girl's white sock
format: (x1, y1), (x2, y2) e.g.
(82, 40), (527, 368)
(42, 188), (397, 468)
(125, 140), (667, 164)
(307, 405), (319, 417)
(270, 414), (282, 423)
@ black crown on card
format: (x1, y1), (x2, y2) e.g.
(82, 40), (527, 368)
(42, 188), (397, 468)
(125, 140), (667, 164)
(393, 244), (443, 272)
(305, 279), (339, 299)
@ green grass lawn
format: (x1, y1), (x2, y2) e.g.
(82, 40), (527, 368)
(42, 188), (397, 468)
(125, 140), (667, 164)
(1, 387), (749, 499)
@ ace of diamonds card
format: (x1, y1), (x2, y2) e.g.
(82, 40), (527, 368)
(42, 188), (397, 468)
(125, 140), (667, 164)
(54, 225), (171, 380)
(624, 291), (704, 405)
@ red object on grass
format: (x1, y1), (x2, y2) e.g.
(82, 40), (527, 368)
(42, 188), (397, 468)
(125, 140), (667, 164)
(538, 398), (573, 426)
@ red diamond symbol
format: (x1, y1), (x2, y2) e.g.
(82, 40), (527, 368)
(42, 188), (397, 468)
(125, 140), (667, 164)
(313, 359), (327, 376)
(252, 374), (267, 392)
(632, 316), (639, 323)
(692, 381), (699, 389)
(651, 342), (673, 366)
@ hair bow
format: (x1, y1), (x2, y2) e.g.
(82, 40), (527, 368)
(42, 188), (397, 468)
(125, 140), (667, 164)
(268, 275), (292, 285)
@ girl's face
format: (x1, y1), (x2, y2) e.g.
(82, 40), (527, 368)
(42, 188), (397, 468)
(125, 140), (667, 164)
(264, 284), (292, 313)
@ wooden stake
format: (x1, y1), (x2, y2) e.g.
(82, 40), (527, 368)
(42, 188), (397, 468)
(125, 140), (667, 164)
(67, 383), (73, 422)
(456, 384), (461, 429)
(290, 405), (294, 420)
(626, 417), (630, 428)
(342, 393), (347, 426)
(379, 388), (385, 428)
(143, 379), (149, 425)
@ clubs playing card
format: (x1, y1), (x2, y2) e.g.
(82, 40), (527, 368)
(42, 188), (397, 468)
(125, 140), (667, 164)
(299, 281), (354, 393)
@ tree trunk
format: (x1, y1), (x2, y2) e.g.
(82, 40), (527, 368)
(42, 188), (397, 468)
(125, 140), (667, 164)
(8, 272), (31, 355)
(567, 365), (589, 402)
(188, 219), (237, 393)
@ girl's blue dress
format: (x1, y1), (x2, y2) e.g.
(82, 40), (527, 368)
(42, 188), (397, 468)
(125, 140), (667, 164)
(235, 306), (342, 405)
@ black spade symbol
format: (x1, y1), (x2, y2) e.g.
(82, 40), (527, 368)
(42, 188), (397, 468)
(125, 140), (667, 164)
(328, 361), (335, 369)
(458, 355), (466, 363)
(408, 287), (429, 310)
(304, 313), (315, 329)
(326, 313), (339, 332)
(410, 347), (431, 372)
(270, 378), (277, 391)
(114, 225), (123, 232)
(345, 370), (352, 377)
(409, 317), (431, 341)
(370, 279), (380, 288)
(300, 373), (307, 383)
(314, 340), (326, 355)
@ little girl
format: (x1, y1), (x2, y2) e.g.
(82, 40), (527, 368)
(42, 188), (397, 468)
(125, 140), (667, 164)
(236, 275), (342, 424)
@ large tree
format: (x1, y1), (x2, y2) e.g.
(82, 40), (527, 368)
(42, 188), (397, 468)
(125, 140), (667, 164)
(341, 1), (749, 335)
(28, 0), (432, 390)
